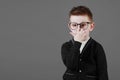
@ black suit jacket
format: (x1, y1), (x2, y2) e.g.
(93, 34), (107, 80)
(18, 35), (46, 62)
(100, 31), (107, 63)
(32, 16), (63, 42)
(61, 37), (108, 80)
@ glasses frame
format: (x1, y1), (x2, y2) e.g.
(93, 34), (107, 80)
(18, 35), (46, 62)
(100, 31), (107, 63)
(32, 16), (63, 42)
(68, 22), (92, 30)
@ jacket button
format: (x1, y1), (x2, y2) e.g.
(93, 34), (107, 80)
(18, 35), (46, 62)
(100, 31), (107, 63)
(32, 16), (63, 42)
(80, 59), (82, 61)
(79, 70), (82, 72)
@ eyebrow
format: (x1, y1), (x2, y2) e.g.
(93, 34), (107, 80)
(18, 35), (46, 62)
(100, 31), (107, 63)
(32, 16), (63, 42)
(69, 21), (91, 23)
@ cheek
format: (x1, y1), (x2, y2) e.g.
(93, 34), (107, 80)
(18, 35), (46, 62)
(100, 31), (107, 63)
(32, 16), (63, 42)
(70, 29), (77, 33)
(84, 30), (89, 34)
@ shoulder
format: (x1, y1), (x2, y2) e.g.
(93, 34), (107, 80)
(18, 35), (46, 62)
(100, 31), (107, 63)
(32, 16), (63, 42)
(91, 38), (105, 55)
(90, 38), (104, 49)
(61, 39), (73, 49)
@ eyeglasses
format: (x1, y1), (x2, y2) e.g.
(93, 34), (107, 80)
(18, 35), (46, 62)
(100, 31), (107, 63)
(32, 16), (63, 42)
(68, 22), (92, 30)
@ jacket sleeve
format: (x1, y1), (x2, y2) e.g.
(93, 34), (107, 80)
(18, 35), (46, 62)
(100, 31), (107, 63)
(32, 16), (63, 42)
(61, 41), (81, 71)
(96, 44), (109, 80)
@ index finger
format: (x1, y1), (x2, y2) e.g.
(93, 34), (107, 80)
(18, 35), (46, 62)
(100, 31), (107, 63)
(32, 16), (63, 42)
(77, 26), (80, 33)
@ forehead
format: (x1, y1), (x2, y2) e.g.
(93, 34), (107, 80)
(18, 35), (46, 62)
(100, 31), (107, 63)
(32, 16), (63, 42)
(70, 15), (90, 23)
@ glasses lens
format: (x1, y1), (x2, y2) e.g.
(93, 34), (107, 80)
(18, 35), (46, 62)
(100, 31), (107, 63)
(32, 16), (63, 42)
(69, 23), (77, 30)
(80, 22), (88, 29)
(69, 22), (91, 30)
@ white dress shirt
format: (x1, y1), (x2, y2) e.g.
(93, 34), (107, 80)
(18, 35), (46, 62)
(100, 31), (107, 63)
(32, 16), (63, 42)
(80, 37), (90, 54)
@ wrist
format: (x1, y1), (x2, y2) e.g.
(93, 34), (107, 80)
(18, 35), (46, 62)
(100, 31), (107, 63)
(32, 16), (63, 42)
(74, 38), (82, 43)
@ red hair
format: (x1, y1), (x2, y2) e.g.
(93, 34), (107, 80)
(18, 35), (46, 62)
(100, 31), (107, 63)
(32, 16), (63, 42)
(69, 6), (93, 21)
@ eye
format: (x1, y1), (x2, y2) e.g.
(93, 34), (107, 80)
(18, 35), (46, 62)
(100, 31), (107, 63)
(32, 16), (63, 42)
(80, 23), (87, 28)
(69, 23), (78, 29)
(71, 23), (77, 27)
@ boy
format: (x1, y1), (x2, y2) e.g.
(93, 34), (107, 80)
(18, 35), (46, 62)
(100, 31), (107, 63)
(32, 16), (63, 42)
(61, 6), (109, 80)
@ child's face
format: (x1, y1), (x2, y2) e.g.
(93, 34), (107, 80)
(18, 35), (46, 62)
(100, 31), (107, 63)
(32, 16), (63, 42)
(68, 15), (94, 37)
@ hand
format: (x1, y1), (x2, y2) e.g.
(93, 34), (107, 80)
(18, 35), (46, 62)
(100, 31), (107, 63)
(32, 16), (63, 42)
(69, 27), (87, 43)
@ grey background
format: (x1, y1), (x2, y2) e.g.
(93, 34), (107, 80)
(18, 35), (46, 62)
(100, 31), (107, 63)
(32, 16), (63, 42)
(0, 0), (119, 80)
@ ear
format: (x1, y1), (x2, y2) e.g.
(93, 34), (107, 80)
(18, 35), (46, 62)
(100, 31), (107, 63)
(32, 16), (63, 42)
(89, 22), (95, 31)
(67, 23), (70, 28)
(68, 23), (72, 31)
(68, 23), (73, 31)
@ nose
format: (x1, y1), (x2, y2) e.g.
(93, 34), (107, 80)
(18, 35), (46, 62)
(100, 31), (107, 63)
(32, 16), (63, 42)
(77, 25), (81, 31)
